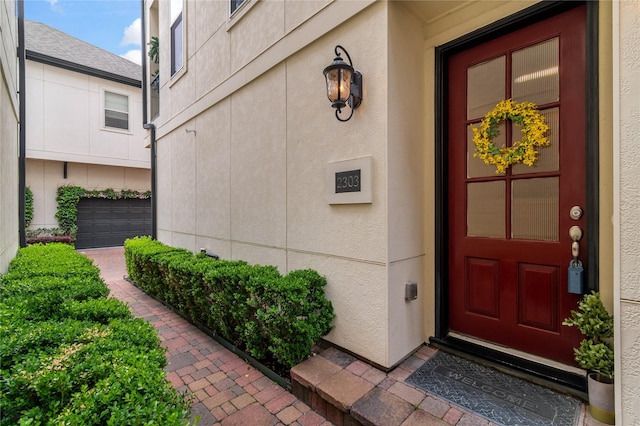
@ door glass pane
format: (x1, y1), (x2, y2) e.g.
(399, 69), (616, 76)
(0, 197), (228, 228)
(512, 108), (559, 174)
(467, 124), (506, 178)
(512, 177), (558, 241)
(467, 56), (506, 120)
(512, 38), (559, 105)
(467, 181), (505, 238)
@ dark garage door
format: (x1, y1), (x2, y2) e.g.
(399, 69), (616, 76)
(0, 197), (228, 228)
(75, 198), (152, 249)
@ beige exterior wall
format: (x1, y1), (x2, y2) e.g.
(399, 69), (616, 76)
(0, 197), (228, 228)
(0, 0), (19, 273)
(150, 0), (429, 367)
(25, 59), (150, 230)
(614, 0), (640, 422)
(25, 61), (148, 169)
(387, 2), (426, 363)
(26, 159), (151, 229)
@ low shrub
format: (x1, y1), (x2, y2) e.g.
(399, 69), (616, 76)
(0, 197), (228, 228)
(124, 236), (335, 368)
(0, 243), (192, 425)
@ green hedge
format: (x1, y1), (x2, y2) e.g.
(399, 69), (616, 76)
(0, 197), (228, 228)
(0, 243), (192, 426)
(124, 236), (335, 368)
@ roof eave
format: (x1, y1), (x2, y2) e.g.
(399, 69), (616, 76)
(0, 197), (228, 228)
(26, 49), (141, 88)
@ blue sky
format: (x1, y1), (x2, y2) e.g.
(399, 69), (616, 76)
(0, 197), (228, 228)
(25, 0), (142, 65)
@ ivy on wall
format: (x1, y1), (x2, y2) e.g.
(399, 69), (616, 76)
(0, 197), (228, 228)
(55, 186), (151, 237)
(25, 187), (33, 228)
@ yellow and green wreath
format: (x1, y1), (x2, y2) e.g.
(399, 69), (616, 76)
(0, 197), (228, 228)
(472, 99), (550, 174)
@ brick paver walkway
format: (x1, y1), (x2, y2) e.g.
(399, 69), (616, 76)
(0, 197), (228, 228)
(81, 247), (603, 426)
(81, 247), (330, 426)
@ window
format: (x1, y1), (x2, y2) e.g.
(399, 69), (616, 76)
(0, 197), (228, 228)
(171, 12), (183, 75)
(170, 0), (184, 76)
(230, 0), (246, 15)
(104, 91), (129, 130)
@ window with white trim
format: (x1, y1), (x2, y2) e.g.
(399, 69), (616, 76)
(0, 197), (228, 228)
(104, 91), (129, 130)
(170, 0), (184, 76)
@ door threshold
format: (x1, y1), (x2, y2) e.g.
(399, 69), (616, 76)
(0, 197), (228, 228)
(429, 334), (588, 399)
(448, 332), (585, 376)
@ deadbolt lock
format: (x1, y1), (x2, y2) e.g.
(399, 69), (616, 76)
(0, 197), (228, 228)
(570, 206), (583, 220)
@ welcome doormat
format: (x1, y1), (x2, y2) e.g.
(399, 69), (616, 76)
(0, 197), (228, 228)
(406, 352), (581, 426)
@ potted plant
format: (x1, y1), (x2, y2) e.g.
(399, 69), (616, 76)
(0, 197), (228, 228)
(563, 291), (614, 424)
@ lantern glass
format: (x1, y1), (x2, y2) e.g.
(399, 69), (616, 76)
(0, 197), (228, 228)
(326, 68), (352, 103)
(338, 68), (352, 103)
(325, 68), (340, 102)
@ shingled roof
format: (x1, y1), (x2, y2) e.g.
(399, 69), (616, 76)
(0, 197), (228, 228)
(25, 20), (141, 86)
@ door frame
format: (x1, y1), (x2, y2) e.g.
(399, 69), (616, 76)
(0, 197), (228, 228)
(431, 0), (599, 394)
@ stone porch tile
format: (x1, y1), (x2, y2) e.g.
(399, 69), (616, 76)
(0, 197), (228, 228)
(443, 407), (464, 424)
(190, 401), (218, 426)
(221, 401), (237, 416)
(457, 413), (490, 425)
(230, 393), (255, 410)
(319, 347), (357, 367)
(213, 377), (235, 392)
(387, 367), (412, 381)
(297, 410), (328, 426)
(265, 391), (298, 413)
(277, 405), (303, 425)
(189, 377), (210, 392)
(316, 370), (374, 413)
(345, 360), (370, 376)
(398, 356), (425, 373)
(360, 367), (387, 386)
(388, 382), (426, 406)
(220, 402), (278, 426)
(401, 410), (448, 425)
(418, 395), (451, 418)
(290, 355), (343, 391)
(351, 387), (414, 426)
(255, 384), (287, 405)
(414, 345), (437, 359)
(252, 375), (276, 391)
(202, 389), (236, 410)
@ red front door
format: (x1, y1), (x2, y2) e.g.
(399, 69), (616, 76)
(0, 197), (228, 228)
(447, 6), (586, 365)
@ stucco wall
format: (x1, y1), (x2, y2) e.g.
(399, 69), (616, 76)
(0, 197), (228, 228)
(26, 159), (151, 229)
(387, 2), (426, 364)
(0, 0), (19, 273)
(154, 0), (398, 366)
(616, 0), (640, 421)
(25, 61), (148, 169)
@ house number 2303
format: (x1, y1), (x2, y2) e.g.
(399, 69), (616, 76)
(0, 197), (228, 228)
(335, 170), (361, 193)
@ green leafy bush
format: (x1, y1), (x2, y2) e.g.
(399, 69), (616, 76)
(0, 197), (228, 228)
(55, 185), (86, 237)
(0, 243), (192, 425)
(124, 236), (335, 368)
(25, 186), (34, 228)
(563, 291), (614, 380)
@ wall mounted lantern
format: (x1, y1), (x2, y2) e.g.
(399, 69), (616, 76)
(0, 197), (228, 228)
(323, 45), (363, 122)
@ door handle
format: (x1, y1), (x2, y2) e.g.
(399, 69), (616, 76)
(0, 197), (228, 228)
(569, 225), (582, 263)
(568, 225), (585, 294)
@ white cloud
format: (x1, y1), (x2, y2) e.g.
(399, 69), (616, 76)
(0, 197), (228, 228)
(120, 18), (141, 47)
(120, 49), (142, 66)
(49, 0), (61, 12)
